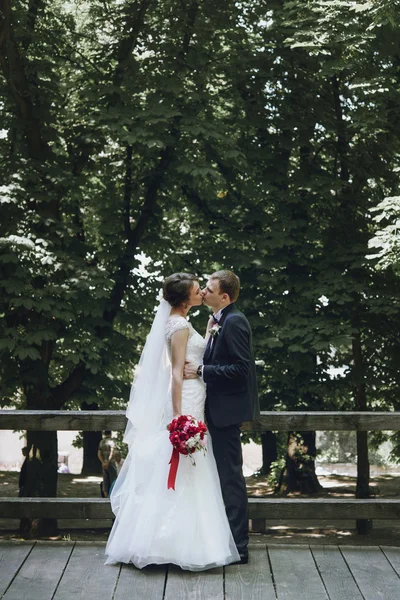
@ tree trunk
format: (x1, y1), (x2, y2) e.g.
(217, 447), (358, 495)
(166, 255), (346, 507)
(352, 330), (372, 534)
(331, 73), (372, 534)
(20, 359), (59, 539)
(20, 430), (59, 538)
(277, 431), (323, 495)
(260, 431), (277, 476)
(81, 431), (103, 476)
(81, 401), (102, 476)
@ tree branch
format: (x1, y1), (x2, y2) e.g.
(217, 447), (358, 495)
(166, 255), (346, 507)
(123, 144), (133, 237)
(113, 0), (153, 87)
(52, 364), (87, 409)
(331, 74), (350, 183)
(52, 1), (200, 406)
(71, 0), (153, 176)
(103, 139), (178, 325)
(102, 0), (199, 324)
(21, 0), (44, 51)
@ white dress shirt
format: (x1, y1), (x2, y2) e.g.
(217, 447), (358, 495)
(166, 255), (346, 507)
(212, 308), (224, 323)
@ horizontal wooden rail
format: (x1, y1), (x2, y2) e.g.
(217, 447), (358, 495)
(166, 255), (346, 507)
(1, 410), (400, 431)
(1, 497), (400, 520)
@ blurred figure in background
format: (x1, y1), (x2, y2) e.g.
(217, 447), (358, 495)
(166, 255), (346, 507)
(113, 448), (124, 476)
(98, 431), (117, 498)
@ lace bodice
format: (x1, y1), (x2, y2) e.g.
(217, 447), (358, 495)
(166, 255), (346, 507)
(165, 316), (206, 421)
(165, 316), (206, 364)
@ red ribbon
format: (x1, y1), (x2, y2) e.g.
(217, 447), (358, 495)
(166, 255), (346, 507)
(167, 447), (180, 490)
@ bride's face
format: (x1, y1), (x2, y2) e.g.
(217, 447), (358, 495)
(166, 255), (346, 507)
(188, 281), (203, 307)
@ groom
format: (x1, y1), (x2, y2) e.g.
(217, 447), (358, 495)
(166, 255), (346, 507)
(184, 270), (259, 564)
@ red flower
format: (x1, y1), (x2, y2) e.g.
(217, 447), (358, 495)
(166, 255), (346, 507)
(166, 415), (208, 490)
(167, 415), (208, 457)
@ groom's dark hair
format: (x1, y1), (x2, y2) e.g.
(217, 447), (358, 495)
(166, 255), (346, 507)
(163, 272), (197, 307)
(210, 270), (240, 302)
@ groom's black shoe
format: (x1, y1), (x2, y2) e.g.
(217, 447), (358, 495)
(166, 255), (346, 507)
(232, 551), (248, 565)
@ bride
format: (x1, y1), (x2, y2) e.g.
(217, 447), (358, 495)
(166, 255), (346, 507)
(105, 273), (239, 570)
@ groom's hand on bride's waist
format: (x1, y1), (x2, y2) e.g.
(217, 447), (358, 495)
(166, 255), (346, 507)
(183, 360), (198, 380)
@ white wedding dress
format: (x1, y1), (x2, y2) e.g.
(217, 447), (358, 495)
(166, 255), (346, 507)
(105, 315), (239, 570)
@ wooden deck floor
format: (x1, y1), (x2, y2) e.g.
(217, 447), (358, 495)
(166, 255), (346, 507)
(1, 541), (400, 599)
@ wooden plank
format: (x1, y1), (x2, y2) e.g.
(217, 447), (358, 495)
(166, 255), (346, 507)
(113, 564), (166, 600)
(268, 544), (328, 600)
(2, 497), (400, 521)
(53, 541), (120, 600)
(0, 541), (33, 597)
(248, 498), (400, 520)
(1, 409), (400, 431)
(311, 546), (363, 600)
(245, 411), (400, 431)
(164, 565), (223, 600)
(0, 498), (112, 519)
(381, 546), (400, 577)
(3, 542), (73, 600)
(0, 410), (127, 431)
(225, 546), (276, 600)
(340, 546), (400, 600)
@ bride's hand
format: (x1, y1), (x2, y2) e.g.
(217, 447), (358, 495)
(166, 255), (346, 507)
(184, 360), (198, 380)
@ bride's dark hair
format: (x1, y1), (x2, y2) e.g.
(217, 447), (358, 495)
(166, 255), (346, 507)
(163, 273), (197, 307)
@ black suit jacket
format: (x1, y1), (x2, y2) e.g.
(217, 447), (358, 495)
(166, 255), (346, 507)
(203, 303), (260, 428)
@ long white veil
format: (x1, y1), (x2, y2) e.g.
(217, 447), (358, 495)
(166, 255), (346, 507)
(124, 297), (172, 445)
(110, 297), (172, 515)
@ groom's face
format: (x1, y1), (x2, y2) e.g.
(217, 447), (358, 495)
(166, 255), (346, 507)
(202, 278), (224, 311)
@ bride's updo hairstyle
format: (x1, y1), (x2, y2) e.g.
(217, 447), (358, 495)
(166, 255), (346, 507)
(163, 273), (197, 307)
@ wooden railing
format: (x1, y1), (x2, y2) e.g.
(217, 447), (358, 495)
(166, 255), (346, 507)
(1, 410), (400, 527)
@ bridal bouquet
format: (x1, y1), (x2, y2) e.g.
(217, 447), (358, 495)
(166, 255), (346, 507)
(166, 415), (207, 490)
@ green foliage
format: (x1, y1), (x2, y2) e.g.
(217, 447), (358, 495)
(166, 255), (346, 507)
(0, 0), (257, 408)
(0, 0), (399, 467)
(368, 196), (400, 273)
(267, 458), (286, 489)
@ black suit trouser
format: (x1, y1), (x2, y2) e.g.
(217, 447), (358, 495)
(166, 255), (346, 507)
(206, 410), (249, 553)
